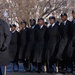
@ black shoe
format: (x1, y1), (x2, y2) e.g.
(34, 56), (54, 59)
(37, 70), (41, 73)
(58, 68), (66, 74)
(67, 68), (73, 73)
(63, 68), (67, 73)
(58, 67), (63, 73)
(47, 68), (54, 74)
(23, 69), (26, 72)
(13, 70), (18, 72)
(26, 69), (31, 72)
(43, 71), (47, 73)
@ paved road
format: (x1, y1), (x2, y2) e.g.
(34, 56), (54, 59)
(7, 72), (73, 75)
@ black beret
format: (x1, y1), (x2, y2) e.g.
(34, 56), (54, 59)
(72, 10), (75, 13)
(45, 22), (48, 24)
(12, 24), (16, 27)
(10, 24), (12, 27)
(61, 13), (67, 17)
(30, 19), (36, 22)
(38, 18), (44, 21)
(21, 20), (27, 25)
(10, 24), (16, 28)
(49, 16), (55, 20)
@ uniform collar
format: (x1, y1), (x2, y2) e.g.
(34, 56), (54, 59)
(73, 19), (75, 23)
(31, 25), (35, 29)
(40, 25), (43, 29)
(22, 27), (26, 30)
(51, 22), (55, 27)
(63, 20), (67, 25)
(12, 30), (16, 33)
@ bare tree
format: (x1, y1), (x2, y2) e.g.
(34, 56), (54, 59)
(42, 0), (66, 18)
(0, 0), (74, 24)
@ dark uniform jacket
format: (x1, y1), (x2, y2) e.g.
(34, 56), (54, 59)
(33, 25), (47, 63)
(56, 20), (72, 60)
(46, 23), (60, 62)
(70, 19), (75, 60)
(19, 28), (28, 60)
(25, 25), (36, 62)
(9, 30), (20, 62)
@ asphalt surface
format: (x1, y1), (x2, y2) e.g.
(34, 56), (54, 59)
(7, 72), (73, 75)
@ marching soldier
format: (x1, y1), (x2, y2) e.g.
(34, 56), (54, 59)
(45, 16), (60, 73)
(33, 18), (47, 73)
(9, 24), (20, 72)
(24, 19), (36, 72)
(19, 20), (28, 72)
(71, 10), (75, 72)
(56, 13), (72, 73)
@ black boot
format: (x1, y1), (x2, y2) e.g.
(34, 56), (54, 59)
(37, 63), (42, 73)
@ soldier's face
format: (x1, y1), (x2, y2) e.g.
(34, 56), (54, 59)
(61, 16), (67, 21)
(11, 27), (16, 31)
(30, 21), (35, 26)
(38, 20), (44, 26)
(44, 23), (48, 26)
(21, 23), (26, 28)
(50, 19), (55, 25)
(72, 13), (75, 19)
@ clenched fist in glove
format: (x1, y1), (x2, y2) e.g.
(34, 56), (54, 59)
(1, 45), (7, 52)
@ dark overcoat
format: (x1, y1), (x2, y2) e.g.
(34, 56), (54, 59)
(33, 25), (47, 63)
(25, 25), (36, 62)
(19, 28), (28, 60)
(45, 23), (60, 62)
(56, 20), (72, 60)
(70, 19), (75, 61)
(9, 31), (20, 62)
(0, 19), (11, 66)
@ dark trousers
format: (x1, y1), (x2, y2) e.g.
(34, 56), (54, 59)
(23, 59), (30, 70)
(38, 63), (42, 71)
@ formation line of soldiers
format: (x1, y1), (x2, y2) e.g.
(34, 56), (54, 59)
(9, 10), (75, 73)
